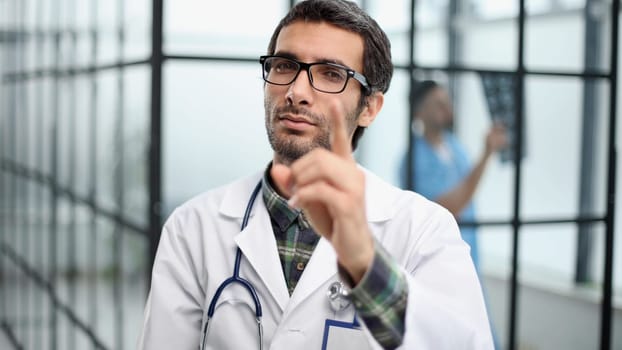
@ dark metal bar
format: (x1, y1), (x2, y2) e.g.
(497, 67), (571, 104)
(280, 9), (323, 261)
(3, 58), (613, 84)
(113, 0), (126, 346)
(88, 1), (100, 349)
(49, 14), (61, 350)
(289, 0), (295, 10)
(17, 0), (31, 346)
(2, 59), (150, 83)
(447, 0), (461, 100)
(409, 64), (610, 79)
(457, 215), (607, 228)
(0, 0), (9, 333)
(405, 0), (416, 192)
(6, 0), (20, 342)
(575, 0), (602, 285)
(600, 0), (619, 348)
(0, 159), (149, 235)
(1, 322), (24, 350)
(34, 0), (45, 347)
(163, 54), (259, 63)
(148, 0), (164, 285)
(67, 0), (79, 347)
(0, 243), (109, 350)
(14, 0), (26, 344)
(508, 0), (526, 349)
(165, 55), (609, 80)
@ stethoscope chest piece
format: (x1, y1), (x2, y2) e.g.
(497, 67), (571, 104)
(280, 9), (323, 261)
(327, 281), (351, 312)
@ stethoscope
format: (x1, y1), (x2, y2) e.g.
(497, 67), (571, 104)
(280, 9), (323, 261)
(200, 181), (352, 350)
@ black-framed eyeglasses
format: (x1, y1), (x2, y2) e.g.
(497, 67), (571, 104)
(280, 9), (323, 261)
(260, 55), (371, 94)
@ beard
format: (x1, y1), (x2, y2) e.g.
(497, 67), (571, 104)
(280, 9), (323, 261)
(264, 96), (361, 165)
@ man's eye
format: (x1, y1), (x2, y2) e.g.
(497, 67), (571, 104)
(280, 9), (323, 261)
(318, 66), (347, 82)
(274, 61), (297, 72)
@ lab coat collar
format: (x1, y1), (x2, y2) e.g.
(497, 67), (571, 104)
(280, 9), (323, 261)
(219, 173), (264, 219)
(218, 166), (395, 222)
(234, 196), (290, 312)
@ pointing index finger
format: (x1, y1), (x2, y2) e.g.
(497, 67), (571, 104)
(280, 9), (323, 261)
(330, 113), (353, 160)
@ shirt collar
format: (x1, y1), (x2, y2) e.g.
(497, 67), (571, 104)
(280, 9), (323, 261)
(261, 163), (306, 231)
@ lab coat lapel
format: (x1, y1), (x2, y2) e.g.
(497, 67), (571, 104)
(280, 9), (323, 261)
(233, 197), (290, 312)
(283, 238), (336, 318)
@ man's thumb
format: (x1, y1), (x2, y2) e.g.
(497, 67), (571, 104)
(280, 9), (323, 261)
(270, 163), (294, 199)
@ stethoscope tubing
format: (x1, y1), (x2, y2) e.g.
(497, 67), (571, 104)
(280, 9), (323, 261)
(202, 182), (264, 350)
(200, 180), (351, 350)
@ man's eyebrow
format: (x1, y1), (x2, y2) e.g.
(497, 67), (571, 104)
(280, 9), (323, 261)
(273, 51), (350, 68)
(274, 51), (298, 60)
(316, 57), (349, 68)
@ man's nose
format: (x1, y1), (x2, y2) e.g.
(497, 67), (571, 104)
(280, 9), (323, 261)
(286, 68), (314, 106)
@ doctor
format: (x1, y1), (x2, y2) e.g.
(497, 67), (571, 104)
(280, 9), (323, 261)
(139, 1), (493, 349)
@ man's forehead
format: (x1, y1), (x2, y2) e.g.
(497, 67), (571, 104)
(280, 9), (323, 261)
(274, 20), (364, 70)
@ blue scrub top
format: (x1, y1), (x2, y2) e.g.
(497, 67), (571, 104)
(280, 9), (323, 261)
(400, 132), (480, 267)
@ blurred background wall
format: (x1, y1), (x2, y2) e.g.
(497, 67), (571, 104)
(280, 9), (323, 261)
(0, 0), (620, 349)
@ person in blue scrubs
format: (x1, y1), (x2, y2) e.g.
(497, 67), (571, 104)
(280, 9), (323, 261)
(400, 80), (507, 270)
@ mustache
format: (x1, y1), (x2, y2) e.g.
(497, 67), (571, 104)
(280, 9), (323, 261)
(275, 105), (323, 124)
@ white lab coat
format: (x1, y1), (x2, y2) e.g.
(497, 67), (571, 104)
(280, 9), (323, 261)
(138, 168), (494, 349)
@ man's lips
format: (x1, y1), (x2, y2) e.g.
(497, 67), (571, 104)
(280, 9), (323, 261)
(279, 114), (316, 125)
(278, 114), (317, 130)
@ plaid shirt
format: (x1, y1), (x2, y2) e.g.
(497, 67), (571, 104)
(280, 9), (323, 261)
(262, 169), (408, 349)
(262, 173), (320, 295)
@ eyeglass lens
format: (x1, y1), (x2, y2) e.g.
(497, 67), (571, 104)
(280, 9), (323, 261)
(263, 57), (350, 93)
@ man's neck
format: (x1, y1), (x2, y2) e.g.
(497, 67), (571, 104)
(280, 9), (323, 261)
(424, 127), (444, 146)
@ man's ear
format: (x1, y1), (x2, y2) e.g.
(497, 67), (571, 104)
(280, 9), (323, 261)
(357, 92), (384, 128)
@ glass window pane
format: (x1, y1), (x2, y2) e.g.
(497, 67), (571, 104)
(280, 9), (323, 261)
(72, 204), (92, 326)
(15, 81), (29, 166)
(521, 76), (608, 220)
(58, 76), (85, 196)
(479, 225), (513, 350)
(518, 223), (603, 350)
(40, 78), (55, 175)
(458, 12), (518, 69)
(471, 0), (518, 19)
(416, 0), (449, 27)
(357, 69), (409, 186)
(55, 197), (73, 303)
(367, 0), (410, 66)
(96, 71), (121, 212)
(95, 216), (117, 349)
(413, 0), (449, 66)
(97, 0), (120, 64)
(125, 0), (151, 60)
(74, 0), (95, 69)
(56, 78), (75, 190)
(414, 29), (448, 66)
(525, 1), (610, 72)
(22, 2), (37, 73)
(74, 76), (94, 198)
(26, 80), (39, 170)
(165, 0), (287, 57)
(448, 73), (514, 222)
(123, 65), (150, 227)
(121, 230), (148, 349)
(163, 62), (272, 213)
